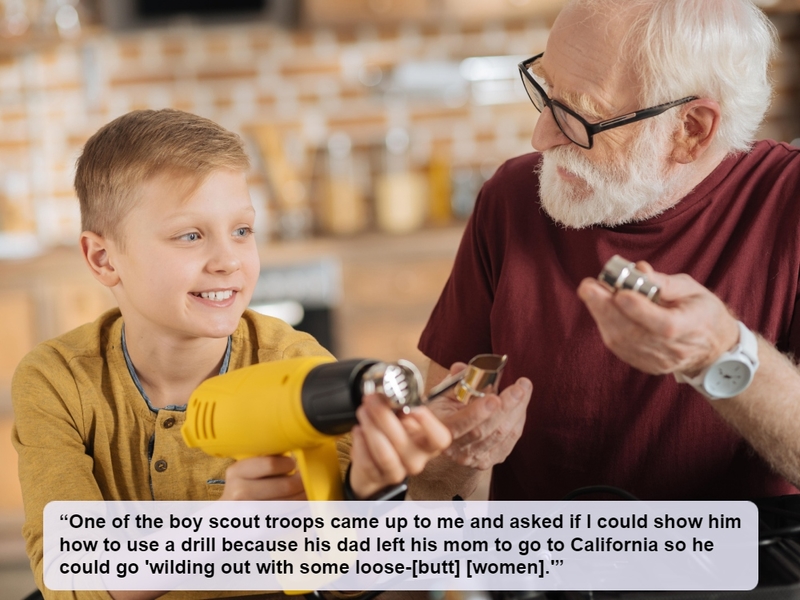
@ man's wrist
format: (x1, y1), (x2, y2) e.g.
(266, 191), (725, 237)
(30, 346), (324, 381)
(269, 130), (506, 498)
(408, 455), (483, 500)
(680, 316), (741, 377)
(674, 320), (760, 400)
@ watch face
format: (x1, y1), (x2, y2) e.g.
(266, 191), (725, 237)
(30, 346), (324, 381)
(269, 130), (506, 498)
(704, 359), (754, 398)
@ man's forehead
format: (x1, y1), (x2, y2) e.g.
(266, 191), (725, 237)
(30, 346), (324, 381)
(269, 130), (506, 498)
(543, 3), (641, 116)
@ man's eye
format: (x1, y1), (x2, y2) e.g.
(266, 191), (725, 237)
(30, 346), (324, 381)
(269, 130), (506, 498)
(234, 227), (253, 238)
(180, 232), (200, 242)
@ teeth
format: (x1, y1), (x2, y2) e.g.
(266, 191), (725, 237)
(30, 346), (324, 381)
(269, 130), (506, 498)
(198, 290), (233, 301)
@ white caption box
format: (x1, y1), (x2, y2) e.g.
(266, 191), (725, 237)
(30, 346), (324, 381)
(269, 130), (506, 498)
(44, 500), (757, 592)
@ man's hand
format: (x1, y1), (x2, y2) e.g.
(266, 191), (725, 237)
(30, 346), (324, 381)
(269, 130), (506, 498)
(428, 363), (532, 471)
(220, 455), (306, 500)
(578, 261), (740, 376)
(348, 394), (452, 499)
(407, 363), (532, 500)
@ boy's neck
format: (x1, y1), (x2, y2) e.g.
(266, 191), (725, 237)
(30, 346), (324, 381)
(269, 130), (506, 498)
(122, 320), (230, 409)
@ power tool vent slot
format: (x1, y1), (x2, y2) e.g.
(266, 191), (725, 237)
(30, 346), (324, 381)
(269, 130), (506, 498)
(194, 400), (217, 440)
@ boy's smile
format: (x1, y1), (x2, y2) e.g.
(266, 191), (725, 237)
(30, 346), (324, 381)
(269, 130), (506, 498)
(104, 168), (260, 343)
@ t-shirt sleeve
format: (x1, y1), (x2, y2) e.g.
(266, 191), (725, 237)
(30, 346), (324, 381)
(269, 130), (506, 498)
(418, 183), (497, 369)
(11, 347), (114, 600)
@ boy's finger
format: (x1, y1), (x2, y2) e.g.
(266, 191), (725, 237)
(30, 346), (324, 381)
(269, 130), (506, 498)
(228, 455), (296, 479)
(403, 407), (452, 452)
(356, 400), (405, 478)
(360, 394), (410, 447)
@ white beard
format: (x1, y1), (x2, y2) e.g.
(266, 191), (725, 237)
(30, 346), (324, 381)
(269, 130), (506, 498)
(537, 118), (683, 229)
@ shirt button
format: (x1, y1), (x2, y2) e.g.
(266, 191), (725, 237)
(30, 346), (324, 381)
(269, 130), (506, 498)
(154, 460), (168, 472)
(163, 417), (176, 429)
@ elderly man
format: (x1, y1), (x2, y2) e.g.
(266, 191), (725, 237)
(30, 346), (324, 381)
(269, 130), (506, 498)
(410, 0), (800, 501)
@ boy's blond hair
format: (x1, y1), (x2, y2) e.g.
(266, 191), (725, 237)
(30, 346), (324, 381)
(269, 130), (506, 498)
(75, 109), (250, 246)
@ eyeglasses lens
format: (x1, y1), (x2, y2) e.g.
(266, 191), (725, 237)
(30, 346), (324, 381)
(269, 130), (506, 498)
(552, 106), (590, 147)
(521, 74), (544, 112)
(524, 61), (591, 148)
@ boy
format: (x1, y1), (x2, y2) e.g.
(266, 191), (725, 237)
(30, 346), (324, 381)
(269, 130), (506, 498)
(12, 109), (451, 600)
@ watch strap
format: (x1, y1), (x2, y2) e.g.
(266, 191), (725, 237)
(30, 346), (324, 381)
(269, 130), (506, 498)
(674, 320), (759, 400)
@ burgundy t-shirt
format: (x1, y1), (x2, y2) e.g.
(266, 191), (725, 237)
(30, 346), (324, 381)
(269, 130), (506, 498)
(419, 140), (800, 500)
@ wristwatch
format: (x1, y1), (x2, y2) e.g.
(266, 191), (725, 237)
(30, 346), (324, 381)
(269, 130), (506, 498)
(673, 320), (759, 400)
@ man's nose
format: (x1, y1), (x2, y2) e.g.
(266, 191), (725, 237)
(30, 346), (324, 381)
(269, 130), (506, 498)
(530, 107), (571, 152)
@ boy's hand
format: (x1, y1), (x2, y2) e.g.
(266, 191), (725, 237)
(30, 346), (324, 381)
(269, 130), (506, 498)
(220, 455), (306, 501)
(348, 394), (452, 499)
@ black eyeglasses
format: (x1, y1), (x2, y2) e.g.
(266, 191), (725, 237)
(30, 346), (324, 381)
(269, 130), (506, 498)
(518, 53), (697, 149)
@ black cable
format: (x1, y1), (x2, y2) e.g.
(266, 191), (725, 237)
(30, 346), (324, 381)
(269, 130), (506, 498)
(759, 523), (800, 546)
(756, 502), (800, 546)
(562, 485), (640, 501)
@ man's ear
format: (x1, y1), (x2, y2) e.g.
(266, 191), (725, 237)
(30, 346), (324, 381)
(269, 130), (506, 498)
(80, 231), (120, 288)
(671, 99), (721, 164)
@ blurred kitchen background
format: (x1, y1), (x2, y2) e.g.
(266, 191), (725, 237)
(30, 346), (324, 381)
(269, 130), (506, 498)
(1, 0), (800, 596)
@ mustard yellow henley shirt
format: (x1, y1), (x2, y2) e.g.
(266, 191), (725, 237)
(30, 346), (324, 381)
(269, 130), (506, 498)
(11, 308), (350, 600)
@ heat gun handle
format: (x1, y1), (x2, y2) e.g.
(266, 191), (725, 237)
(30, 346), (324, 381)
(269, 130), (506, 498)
(293, 439), (345, 502)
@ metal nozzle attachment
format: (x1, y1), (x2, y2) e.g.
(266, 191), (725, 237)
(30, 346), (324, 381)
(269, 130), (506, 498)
(425, 353), (509, 404)
(362, 353), (509, 411)
(361, 360), (425, 414)
(598, 255), (660, 303)
(455, 353), (508, 402)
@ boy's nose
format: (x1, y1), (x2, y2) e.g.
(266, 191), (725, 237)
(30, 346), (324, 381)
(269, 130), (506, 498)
(206, 241), (242, 274)
(531, 108), (571, 152)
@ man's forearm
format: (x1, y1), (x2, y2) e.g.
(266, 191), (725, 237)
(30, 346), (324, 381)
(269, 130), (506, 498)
(710, 337), (800, 486)
(408, 453), (485, 500)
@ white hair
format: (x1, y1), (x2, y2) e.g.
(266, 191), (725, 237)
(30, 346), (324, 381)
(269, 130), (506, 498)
(567, 0), (778, 155)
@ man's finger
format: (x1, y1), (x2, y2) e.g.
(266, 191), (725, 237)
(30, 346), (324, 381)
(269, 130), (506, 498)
(579, 278), (628, 325)
(449, 362), (468, 375)
(442, 394), (499, 440)
(644, 270), (703, 304)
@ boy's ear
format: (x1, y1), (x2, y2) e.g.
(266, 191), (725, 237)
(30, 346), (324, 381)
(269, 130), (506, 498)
(80, 231), (120, 288)
(670, 98), (721, 164)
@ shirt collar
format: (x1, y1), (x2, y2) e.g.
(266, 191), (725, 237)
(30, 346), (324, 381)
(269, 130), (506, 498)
(121, 325), (232, 413)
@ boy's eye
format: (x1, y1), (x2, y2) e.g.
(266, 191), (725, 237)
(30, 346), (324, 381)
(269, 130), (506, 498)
(234, 227), (253, 238)
(179, 232), (200, 242)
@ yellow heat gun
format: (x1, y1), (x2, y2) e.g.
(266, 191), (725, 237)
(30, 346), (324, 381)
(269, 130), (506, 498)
(181, 355), (425, 501)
